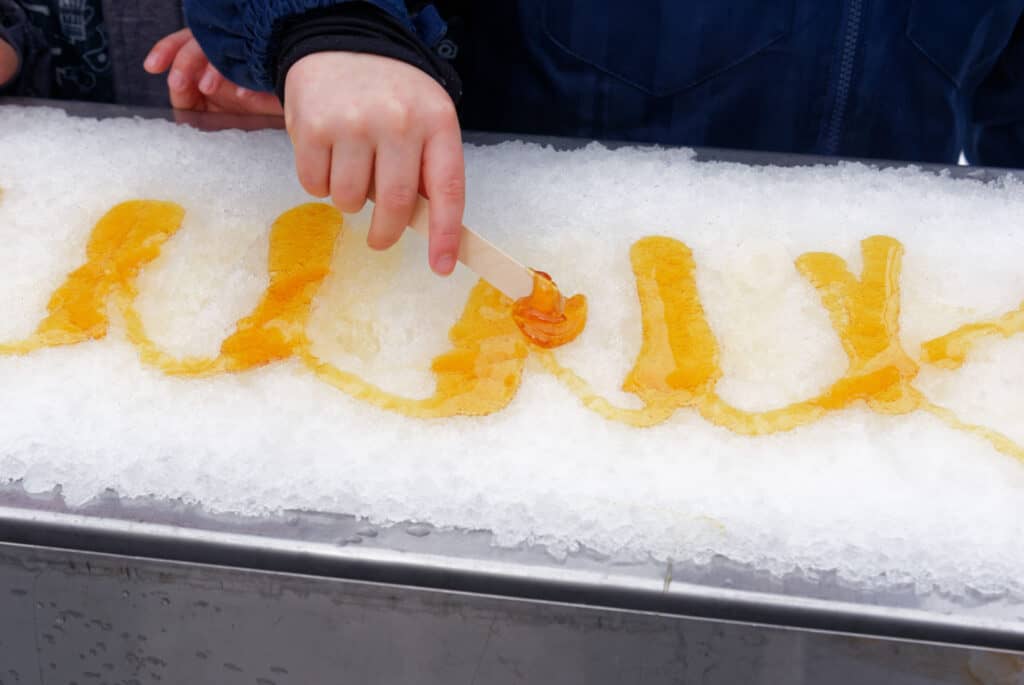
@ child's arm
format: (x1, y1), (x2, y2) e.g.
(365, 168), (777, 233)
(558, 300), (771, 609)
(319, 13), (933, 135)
(184, 1), (465, 276)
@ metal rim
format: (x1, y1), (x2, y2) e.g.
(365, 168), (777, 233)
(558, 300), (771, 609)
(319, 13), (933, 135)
(2, 506), (1022, 652)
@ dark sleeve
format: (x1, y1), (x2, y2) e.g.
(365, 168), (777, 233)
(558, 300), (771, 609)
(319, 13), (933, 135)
(182, 0), (448, 92)
(965, 13), (1024, 167)
(0, 0), (53, 96)
(273, 3), (461, 103)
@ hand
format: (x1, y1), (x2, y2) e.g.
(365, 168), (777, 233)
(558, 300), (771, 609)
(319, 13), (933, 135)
(284, 52), (465, 276)
(144, 28), (282, 115)
(0, 38), (19, 87)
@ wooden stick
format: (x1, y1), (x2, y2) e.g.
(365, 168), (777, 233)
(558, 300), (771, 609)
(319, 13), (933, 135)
(389, 194), (536, 300)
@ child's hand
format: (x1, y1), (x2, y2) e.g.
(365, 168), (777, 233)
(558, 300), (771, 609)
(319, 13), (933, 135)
(0, 38), (19, 87)
(144, 29), (282, 115)
(285, 52), (465, 276)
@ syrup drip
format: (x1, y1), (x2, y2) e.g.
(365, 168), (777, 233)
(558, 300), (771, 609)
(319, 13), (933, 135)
(122, 203), (343, 376)
(301, 280), (528, 417)
(2, 199), (1021, 463)
(0, 201), (185, 355)
(512, 270), (587, 349)
(538, 236), (1024, 460)
(118, 203), (529, 416)
(921, 303), (1024, 369)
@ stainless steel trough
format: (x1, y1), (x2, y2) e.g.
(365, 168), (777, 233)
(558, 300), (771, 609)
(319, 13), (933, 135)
(0, 99), (1021, 684)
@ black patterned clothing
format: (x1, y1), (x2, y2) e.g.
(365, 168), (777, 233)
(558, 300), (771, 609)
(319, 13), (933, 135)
(1, 0), (183, 105)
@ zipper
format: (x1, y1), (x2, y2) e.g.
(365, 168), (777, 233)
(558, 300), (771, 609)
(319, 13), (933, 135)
(822, 0), (865, 155)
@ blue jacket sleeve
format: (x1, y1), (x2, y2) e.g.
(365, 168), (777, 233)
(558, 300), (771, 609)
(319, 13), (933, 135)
(183, 0), (416, 91)
(966, 18), (1024, 167)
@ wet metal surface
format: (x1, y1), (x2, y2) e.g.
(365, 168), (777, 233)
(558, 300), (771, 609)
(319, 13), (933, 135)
(2, 542), (1018, 685)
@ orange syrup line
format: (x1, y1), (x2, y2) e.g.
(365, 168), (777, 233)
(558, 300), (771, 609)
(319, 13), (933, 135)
(0, 197), (1021, 463)
(0, 200), (185, 355)
(534, 235), (1024, 461)
(921, 303), (1024, 369)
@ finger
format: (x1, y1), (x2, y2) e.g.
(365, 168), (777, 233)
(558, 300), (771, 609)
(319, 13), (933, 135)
(293, 137), (332, 198)
(168, 79), (202, 111)
(235, 87), (285, 116)
(421, 126), (465, 276)
(144, 28), (192, 74)
(168, 39), (209, 88)
(197, 63), (223, 96)
(200, 76), (283, 116)
(368, 141), (421, 251)
(167, 39), (209, 109)
(329, 139), (374, 214)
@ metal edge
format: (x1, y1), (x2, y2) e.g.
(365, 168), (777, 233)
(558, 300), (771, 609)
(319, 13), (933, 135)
(1, 506), (1022, 653)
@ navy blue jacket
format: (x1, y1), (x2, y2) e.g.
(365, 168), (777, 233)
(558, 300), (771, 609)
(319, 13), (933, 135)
(184, 1), (1024, 167)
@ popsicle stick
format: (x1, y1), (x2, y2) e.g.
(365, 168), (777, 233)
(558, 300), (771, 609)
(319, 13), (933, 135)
(373, 193), (536, 300)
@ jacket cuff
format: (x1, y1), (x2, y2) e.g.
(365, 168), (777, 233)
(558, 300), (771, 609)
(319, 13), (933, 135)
(272, 2), (461, 104)
(184, 0), (411, 91)
(251, 0), (411, 90)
